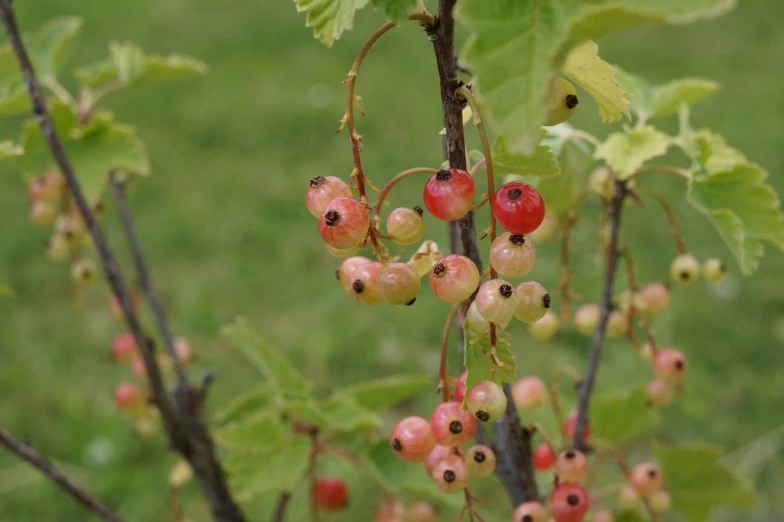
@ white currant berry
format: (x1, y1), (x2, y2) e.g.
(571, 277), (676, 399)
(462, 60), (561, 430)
(639, 282), (671, 315)
(429, 255), (480, 303)
(511, 376), (546, 410)
(589, 166), (614, 200)
(639, 342), (654, 363)
(377, 262), (420, 306)
(650, 491), (671, 512)
(529, 310), (559, 340)
(475, 279), (519, 325)
(466, 300), (490, 334)
(29, 200), (57, 226)
(527, 211), (557, 243)
(430, 454), (468, 494)
(574, 304), (600, 336)
(653, 348), (687, 381)
(466, 381), (507, 422)
(489, 233), (536, 278)
(306, 175), (352, 218)
(71, 258), (97, 285)
(605, 310), (628, 339)
(512, 501), (548, 522)
(319, 197), (369, 249)
(514, 281), (550, 323)
(617, 485), (641, 510)
(646, 378), (674, 407)
(387, 206), (425, 246)
(325, 242), (360, 258)
(555, 450), (589, 483)
(350, 261), (383, 305)
(670, 254), (701, 284)
(629, 463), (664, 495)
(543, 77), (579, 126)
(337, 256), (370, 291)
(46, 233), (71, 262)
(465, 444), (496, 477)
(702, 258), (727, 283)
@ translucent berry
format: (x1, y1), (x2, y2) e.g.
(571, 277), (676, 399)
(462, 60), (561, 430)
(454, 371), (468, 404)
(46, 233), (71, 262)
(375, 500), (405, 522)
(71, 258), (98, 285)
(511, 376), (547, 410)
(350, 261), (384, 305)
(29, 200), (57, 226)
(549, 483), (589, 522)
(131, 356), (147, 379)
(466, 381), (507, 422)
(514, 281), (550, 323)
(29, 170), (65, 202)
(423, 168), (476, 221)
(306, 175), (352, 218)
(318, 197), (369, 249)
(629, 463), (664, 495)
(390, 416), (436, 462)
(555, 450), (589, 483)
(589, 166), (614, 200)
(646, 378), (674, 407)
(529, 310), (560, 341)
(574, 304), (600, 336)
(110, 291), (141, 319)
(430, 454), (468, 494)
(653, 348), (687, 381)
(544, 77), (579, 127)
(114, 382), (143, 412)
(475, 279), (519, 325)
(639, 342), (654, 363)
(563, 411), (591, 442)
(406, 502), (438, 522)
(512, 501), (548, 522)
(326, 242), (361, 258)
(466, 300), (490, 334)
(617, 485), (641, 510)
(527, 210), (557, 242)
(670, 254), (701, 284)
(377, 262), (420, 306)
(337, 256), (370, 291)
(424, 444), (455, 476)
(387, 206), (425, 246)
(430, 401), (477, 447)
(591, 509), (615, 522)
(55, 212), (85, 240)
(491, 181), (546, 235)
(533, 443), (556, 471)
(465, 444), (496, 477)
(111, 332), (138, 362)
(313, 477), (348, 511)
(429, 255), (480, 303)
(174, 337), (193, 364)
(650, 491), (671, 512)
(490, 233), (536, 278)
(605, 310), (627, 339)
(702, 258), (727, 283)
(639, 282), (671, 316)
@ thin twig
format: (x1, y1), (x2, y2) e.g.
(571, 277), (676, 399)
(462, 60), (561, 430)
(0, 428), (124, 522)
(272, 493), (292, 522)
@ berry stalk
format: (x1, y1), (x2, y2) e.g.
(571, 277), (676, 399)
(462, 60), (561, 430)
(373, 167), (438, 224)
(641, 187), (688, 255)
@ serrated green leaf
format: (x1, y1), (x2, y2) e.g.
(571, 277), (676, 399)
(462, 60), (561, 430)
(217, 411), (286, 449)
(221, 317), (312, 393)
(0, 140), (23, 159)
(687, 162), (784, 275)
(294, 0), (370, 47)
(0, 81), (30, 118)
(613, 67), (653, 117)
(595, 126), (671, 179)
(320, 394), (380, 432)
(649, 78), (719, 118)
(681, 128), (746, 173)
(463, 323), (516, 393)
(337, 375), (432, 411)
(371, 0), (415, 21)
(562, 41), (630, 124)
(216, 385), (277, 426)
(491, 134), (559, 178)
(0, 17), (82, 82)
(591, 386), (660, 444)
(538, 126), (594, 214)
(654, 442), (756, 522)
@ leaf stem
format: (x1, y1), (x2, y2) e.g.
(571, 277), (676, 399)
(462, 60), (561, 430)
(558, 189), (590, 323)
(594, 440), (662, 522)
(639, 187), (688, 255)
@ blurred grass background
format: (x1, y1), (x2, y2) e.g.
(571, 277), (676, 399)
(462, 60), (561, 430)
(0, 0), (782, 520)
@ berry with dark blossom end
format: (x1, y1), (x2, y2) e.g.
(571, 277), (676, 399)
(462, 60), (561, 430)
(430, 401), (477, 447)
(111, 332), (138, 362)
(532, 443), (556, 471)
(574, 303), (600, 336)
(544, 77), (579, 127)
(466, 380), (507, 422)
(514, 281), (550, 323)
(454, 371), (468, 404)
(71, 258), (97, 285)
(646, 378), (674, 407)
(430, 454), (468, 494)
(465, 444), (496, 477)
(512, 376), (546, 410)
(337, 256), (370, 291)
(377, 262), (420, 305)
(702, 258), (727, 282)
(491, 181), (545, 235)
(429, 255), (480, 303)
(563, 411), (591, 443)
(512, 501), (548, 522)
(114, 382), (143, 412)
(313, 477), (349, 511)
(390, 416), (435, 462)
(629, 462), (664, 495)
(387, 206), (425, 246)
(475, 279), (519, 325)
(528, 310), (560, 340)
(306, 175), (351, 218)
(423, 168), (476, 221)
(653, 348), (687, 381)
(549, 483), (589, 522)
(555, 450), (589, 483)
(350, 261), (384, 305)
(318, 197), (369, 249)
(424, 444), (456, 476)
(670, 254), (701, 284)
(489, 233), (536, 278)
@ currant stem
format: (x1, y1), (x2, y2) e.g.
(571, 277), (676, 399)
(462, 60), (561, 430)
(640, 187), (688, 255)
(619, 248), (641, 347)
(469, 159), (486, 177)
(532, 422), (557, 453)
(558, 189), (590, 323)
(594, 440), (662, 522)
(372, 167), (437, 224)
(440, 303), (461, 402)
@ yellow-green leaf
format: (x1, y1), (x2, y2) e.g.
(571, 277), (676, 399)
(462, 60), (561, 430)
(491, 134), (560, 178)
(649, 78), (719, 118)
(371, 0), (416, 21)
(294, 0), (370, 47)
(0, 81), (29, 118)
(216, 385), (277, 426)
(0, 17), (82, 81)
(594, 126), (671, 179)
(464, 323), (516, 393)
(337, 375), (432, 411)
(681, 127), (746, 174)
(0, 141), (23, 160)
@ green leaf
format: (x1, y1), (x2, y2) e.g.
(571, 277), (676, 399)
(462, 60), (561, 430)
(0, 17), (83, 81)
(0, 81), (30, 118)
(594, 126), (671, 179)
(491, 134), (560, 178)
(14, 101), (149, 202)
(0, 140), (23, 159)
(538, 124), (594, 214)
(337, 375), (432, 411)
(294, 0), (370, 47)
(561, 41), (630, 124)
(613, 67), (653, 118)
(371, 0), (415, 21)
(319, 394), (380, 432)
(654, 442), (756, 522)
(221, 316), (312, 393)
(216, 385), (277, 426)
(687, 162), (784, 275)
(681, 128), (746, 174)
(649, 78), (719, 118)
(218, 411), (286, 449)
(590, 386), (660, 444)
(463, 323), (516, 394)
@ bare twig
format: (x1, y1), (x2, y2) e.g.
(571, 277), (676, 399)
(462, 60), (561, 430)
(0, 429), (124, 522)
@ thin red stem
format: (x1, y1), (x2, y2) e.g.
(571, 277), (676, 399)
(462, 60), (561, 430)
(641, 187), (688, 255)
(372, 167), (437, 223)
(440, 303), (461, 402)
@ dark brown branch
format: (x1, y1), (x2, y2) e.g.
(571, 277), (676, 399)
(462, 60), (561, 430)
(0, 428), (124, 522)
(272, 493), (292, 522)
(430, 0), (538, 506)
(573, 179), (628, 448)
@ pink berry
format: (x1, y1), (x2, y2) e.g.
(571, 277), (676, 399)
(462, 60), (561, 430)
(555, 450), (589, 483)
(564, 411), (591, 442)
(646, 378), (674, 407)
(318, 197), (369, 249)
(574, 304), (599, 337)
(466, 381), (507, 422)
(454, 371), (468, 403)
(406, 501), (438, 522)
(377, 262), (420, 306)
(114, 382), (143, 412)
(475, 279), (520, 325)
(387, 206), (425, 246)
(130, 356), (147, 379)
(467, 300), (508, 334)
(29, 171), (65, 202)
(514, 281), (550, 323)
(512, 501), (548, 522)
(424, 444), (456, 476)
(465, 444), (496, 477)
(491, 181), (545, 235)
(313, 477), (348, 511)
(423, 168), (476, 221)
(306, 175), (351, 218)
(430, 401), (477, 447)
(629, 462), (664, 495)
(512, 376), (547, 410)
(350, 261), (384, 305)
(337, 256), (370, 291)
(29, 200), (56, 226)
(375, 501), (405, 522)
(390, 416), (436, 462)
(639, 282), (671, 316)
(111, 332), (137, 363)
(489, 233), (536, 278)
(653, 348), (687, 381)
(533, 443), (556, 471)
(429, 255), (480, 303)
(430, 454), (468, 494)
(549, 483), (589, 522)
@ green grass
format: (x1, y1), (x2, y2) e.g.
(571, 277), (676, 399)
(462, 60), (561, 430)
(0, 1), (783, 521)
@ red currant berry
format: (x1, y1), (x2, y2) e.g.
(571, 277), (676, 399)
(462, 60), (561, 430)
(130, 356), (147, 379)
(512, 376), (546, 410)
(563, 411), (591, 443)
(337, 256), (370, 291)
(549, 483), (589, 522)
(512, 501), (548, 522)
(646, 378), (674, 407)
(430, 454), (468, 494)
(424, 444), (456, 476)
(514, 281), (550, 323)
(490, 233), (536, 278)
(555, 450), (589, 483)
(629, 462), (664, 495)
(465, 444), (496, 477)
(406, 501), (438, 522)
(390, 416), (435, 462)
(475, 279), (519, 325)
(639, 282), (671, 316)
(114, 382), (143, 412)
(574, 304), (599, 336)
(29, 200), (56, 226)
(350, 261), (384, 306)
(387, 206), (425, 246)
(533, 443), (556, 471)
(454, 371), (468, 404)
(653, 348), (687, 381)
(529, 310), (560, 340)
(306, 175), (351, 218)
(466, 380), (507, 422)
(318, 197), (369, 249)
(111, 332), (138, 362)
(377, 262), (420, 306)
(430, 401), (477, 447)
(429, 255), (480, 303)
(491, 181), (545, 235)
(313, 477), (349, 511)
(423, 168), (476, 221)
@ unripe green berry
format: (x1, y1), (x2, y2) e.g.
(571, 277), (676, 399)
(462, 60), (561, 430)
(529, 310), (559, 340)
(543, 77), (579, 126)
(670, 254), (701, 284)
(702, 258), (727, 283)
(387, 206), (425, 246)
